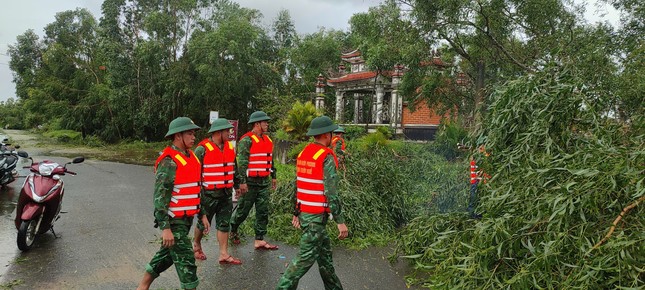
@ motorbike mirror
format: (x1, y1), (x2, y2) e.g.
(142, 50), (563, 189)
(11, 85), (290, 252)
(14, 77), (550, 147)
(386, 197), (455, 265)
(17, 151), (28, 158)
(72, 157), (85, 164)
(2, 138), (7, 142)
(15, 145), (20, 149)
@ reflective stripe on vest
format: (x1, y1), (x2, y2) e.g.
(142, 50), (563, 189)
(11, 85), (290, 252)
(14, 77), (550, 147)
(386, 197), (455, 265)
(171, 194), (199, 204)
(155, 147), (201, 218)
(295, 143), (338, 214)
(198, 139), (236, 190)
(241, 132), (273, 178)
(470, 160), (481, 184)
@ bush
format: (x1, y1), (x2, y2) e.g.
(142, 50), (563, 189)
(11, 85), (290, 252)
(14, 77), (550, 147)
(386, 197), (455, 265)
(269, 138), (467, 249)
(394, 67), (645, 289)
(430, 121), (470, 161)
(282, 101), (320, 141)
(43, 130), (82, 143)
(375, 126), (394, 139)
(344, 125), (367, 140)
(273, 128), (291, 142)
(286, 141), (308, 161)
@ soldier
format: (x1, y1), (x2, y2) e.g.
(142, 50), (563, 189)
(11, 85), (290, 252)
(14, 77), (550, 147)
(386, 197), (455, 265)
(138, 117), (210, 290)
(192, 118), (242, 264)
(468, 145), (490, 219)
(229, 111), (279, 250)
(330, 126), (347, 167)
(276, 116), (349, 290)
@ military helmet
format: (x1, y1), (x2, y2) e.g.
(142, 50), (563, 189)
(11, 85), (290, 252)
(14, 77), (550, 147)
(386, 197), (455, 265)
(306, 116), (338, 136)
(247, 111), (271, 124)
(333, 126), (346, 133)
(208, 118), (233, 133)
(165, 117), (201, 139)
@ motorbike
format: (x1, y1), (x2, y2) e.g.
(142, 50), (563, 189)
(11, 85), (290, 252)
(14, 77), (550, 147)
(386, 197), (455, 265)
(14, 154), (84, 251)
(0, 138), (25, 187)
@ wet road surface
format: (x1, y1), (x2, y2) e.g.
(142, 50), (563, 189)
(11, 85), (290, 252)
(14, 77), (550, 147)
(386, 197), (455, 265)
(0, 132), (415, 289)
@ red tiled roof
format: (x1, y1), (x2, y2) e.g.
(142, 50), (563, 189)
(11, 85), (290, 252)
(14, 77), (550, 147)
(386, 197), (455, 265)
(328, 71), (377, 84)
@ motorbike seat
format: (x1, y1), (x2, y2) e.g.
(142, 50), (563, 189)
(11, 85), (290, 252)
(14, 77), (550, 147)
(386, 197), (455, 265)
(4, 155), (17, 165)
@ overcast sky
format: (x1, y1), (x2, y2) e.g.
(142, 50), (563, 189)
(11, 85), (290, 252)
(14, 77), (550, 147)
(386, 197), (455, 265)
(0, 0), (619, 102)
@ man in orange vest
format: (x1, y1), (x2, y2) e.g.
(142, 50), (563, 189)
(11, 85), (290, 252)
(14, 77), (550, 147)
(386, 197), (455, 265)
(468, 145), (490, 220)
(276, 115), (349, 290)
(230, 111), (279, 250)
(192, 118), (242, 264)
(138, 117), (210, 290)
(330, 126), (347, 165)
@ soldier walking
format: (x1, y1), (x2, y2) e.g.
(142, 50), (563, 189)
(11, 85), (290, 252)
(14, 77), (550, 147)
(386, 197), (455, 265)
(138, 117), (210, 290)
(192, 118), (242, 265)
(229, 111), (279, 250)
(276, 116), (349, 290)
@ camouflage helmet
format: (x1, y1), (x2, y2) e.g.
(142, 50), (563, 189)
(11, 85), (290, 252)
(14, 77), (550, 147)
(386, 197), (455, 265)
(306, 116), (338, 136)
(333, 126), (346, 133)
(165, 117), (200, 139)
(247, 111), (271, 124)
(208, 118), (233, 133)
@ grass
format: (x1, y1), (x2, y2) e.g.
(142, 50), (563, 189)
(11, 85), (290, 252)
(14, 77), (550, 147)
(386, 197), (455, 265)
(0, 279), (24, 289)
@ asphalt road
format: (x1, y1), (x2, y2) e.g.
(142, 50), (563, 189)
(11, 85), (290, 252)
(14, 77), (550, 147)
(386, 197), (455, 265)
(0, 131), (415, 290)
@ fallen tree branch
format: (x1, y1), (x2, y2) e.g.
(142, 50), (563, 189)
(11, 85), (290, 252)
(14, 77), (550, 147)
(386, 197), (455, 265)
(589, 195), (645, 253)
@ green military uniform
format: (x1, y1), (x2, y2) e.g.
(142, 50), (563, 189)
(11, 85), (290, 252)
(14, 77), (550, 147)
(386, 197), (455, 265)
(194, 143), (237, 232)
(230, 134), (276, 240)
(145, 145), (199, 289)
(332, 139), (344, 158)
(277, 116), (345, 290)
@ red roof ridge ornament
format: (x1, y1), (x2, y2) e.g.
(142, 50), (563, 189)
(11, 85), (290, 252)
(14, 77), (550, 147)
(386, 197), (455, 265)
(341, 49), (361, 58)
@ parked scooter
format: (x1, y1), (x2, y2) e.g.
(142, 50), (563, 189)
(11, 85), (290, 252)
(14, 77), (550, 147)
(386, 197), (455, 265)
(15, 154), (84, 251)
(0, 138), (25, 187)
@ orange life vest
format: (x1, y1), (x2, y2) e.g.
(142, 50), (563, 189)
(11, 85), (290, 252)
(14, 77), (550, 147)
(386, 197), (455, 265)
(470, 160), (480, 184)
(470, 159), (490, 184)
(295, 143), (338, 214)
(331, 136), (346, 152)
(241, 132), (273, 178)
(155, 147), (201, 218)
(198, 139), (235, 190)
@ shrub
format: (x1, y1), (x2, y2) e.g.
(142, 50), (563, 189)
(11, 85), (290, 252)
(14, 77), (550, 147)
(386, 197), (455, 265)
(394, 67), (645, 289)
(43, 130), (82, 143)
(269, 139), (467, 249)
(344, 125), (367, 140)
(282, 101), (320, 141)
(430, 121), (470, 161)
(375, 125), (394, 139)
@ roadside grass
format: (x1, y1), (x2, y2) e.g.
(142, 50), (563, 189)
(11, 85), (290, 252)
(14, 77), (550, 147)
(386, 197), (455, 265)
(0, 279), (24, 289)
(23, 129), (166, 165)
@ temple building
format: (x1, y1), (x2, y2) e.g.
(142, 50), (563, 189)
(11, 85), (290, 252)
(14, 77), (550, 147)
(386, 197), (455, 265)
(314, 50), (450, 140)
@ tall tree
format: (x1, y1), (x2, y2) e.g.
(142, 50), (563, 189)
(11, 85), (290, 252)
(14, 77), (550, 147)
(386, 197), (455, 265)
(7, 30), (42, 102)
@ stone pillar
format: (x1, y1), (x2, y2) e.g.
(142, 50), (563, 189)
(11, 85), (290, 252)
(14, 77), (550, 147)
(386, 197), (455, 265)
(315, 74), (325, 110)
(390, 90), (398, 127)
(335, 91), (344, 121)
(391, 64), (404, 128)
(353, 93), (362, 124)
(375, 85), (384, 124)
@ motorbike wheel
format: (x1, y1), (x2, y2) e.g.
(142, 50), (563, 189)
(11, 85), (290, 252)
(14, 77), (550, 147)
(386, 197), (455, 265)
(17, 220), (38, 251)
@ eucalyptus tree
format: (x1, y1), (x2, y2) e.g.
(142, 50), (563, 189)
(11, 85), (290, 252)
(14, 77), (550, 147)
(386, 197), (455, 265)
(184, 2), (281, 129)
(30, 8), (100, 136)
(608, 0), (645, 122)
(272, 9), (297, 82)
(7, 30), (43, 127)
